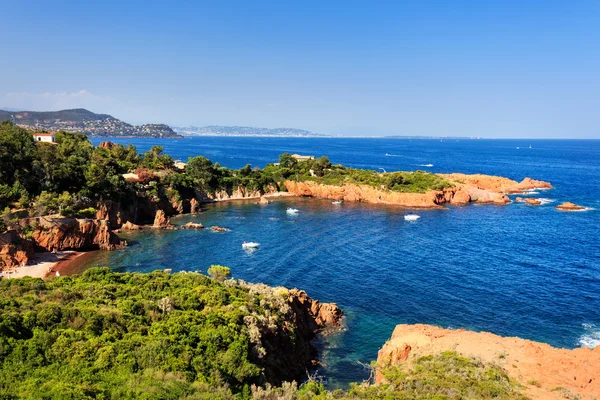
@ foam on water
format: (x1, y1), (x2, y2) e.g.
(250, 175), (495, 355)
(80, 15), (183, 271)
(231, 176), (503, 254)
(579, 324), (600, 348)
(539, 198), (555, 205)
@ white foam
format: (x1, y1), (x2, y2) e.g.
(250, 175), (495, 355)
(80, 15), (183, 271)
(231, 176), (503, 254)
(579, 323), (600, 348)
(523, 191), (540, 195)
(538, 198), (555, 205)
(418, 164), (434, 167)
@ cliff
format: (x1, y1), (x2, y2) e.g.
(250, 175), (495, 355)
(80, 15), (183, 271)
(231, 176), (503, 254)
(284, 173), (552, 208)
(0, 230), (35, 269)
(32, 217), (124, 251)
(376, 324), (599, 400)
(235, 281), (343, 385)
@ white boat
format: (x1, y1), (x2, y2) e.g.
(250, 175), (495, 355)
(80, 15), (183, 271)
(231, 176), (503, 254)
(404, 214), (421, 221)
(332, 200), (343, 205)
(286, 207), (299, 214)
(242, 241), (260, 249)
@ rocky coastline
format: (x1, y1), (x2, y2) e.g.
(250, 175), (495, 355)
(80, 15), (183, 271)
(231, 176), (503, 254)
(284, 173), (553, 208)
(376, 324), (599, 399)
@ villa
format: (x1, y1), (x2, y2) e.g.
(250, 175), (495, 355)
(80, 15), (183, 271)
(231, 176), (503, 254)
(33, 132), (56, 143)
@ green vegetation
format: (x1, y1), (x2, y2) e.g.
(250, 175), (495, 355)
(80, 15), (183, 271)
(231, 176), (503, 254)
(0, 267), (528, 400)
(269, 152), (453, 193)
(0, 121), (451, 235)
(207, 265), (232, 282)
(0, 267), (301, 399)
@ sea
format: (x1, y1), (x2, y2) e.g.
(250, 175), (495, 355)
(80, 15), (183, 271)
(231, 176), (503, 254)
(86, 136), (600, 387)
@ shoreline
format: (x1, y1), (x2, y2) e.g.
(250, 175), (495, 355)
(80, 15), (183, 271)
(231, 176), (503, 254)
(1, 251), (85, 279)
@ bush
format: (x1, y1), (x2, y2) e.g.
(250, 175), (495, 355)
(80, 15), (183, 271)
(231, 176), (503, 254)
(207, 265), (231, 282)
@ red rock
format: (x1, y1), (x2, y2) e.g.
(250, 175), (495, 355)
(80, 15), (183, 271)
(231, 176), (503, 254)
(190, 198), (201, 214)
(121, 221), (142, 230)
(32, 217), (124, 251)
(0, 230), (34, 269)
(375, 324), (600, 399)
(153, 210), (174, 229)
(181, 222), (204, 230)
(556, 202), (585, 211)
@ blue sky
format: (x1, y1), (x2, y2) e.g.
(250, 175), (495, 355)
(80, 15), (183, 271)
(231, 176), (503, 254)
(1, 0), (599, 138)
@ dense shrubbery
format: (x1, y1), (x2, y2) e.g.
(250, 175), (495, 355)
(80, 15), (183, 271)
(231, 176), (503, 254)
(0, 265), (526, 400)
(0, 268), (296, 399)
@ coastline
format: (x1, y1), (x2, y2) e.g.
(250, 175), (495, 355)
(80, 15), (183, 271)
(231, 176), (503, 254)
(2, 251), (85, 279)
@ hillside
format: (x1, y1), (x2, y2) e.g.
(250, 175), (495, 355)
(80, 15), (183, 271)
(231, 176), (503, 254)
(0, 108), (182, 138)
(173, 125), (325, 137)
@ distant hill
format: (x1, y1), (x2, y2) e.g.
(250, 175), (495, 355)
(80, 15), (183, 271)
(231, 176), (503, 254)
(172, 125), (326, 137)
(0, 108), (182, 138)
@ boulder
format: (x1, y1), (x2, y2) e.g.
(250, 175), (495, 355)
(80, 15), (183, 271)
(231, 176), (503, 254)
(121, 221), (142, 230)
(210, 226), (229, 232)
(556, 202), (585, 211)
(259, 196), (270, 205)
(181, 222), (204, 230)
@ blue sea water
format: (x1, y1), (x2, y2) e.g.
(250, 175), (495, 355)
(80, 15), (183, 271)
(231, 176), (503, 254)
(87, 137), (600, 386)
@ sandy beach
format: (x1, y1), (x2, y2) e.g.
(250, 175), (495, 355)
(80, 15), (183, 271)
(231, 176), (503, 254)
(1, 251), (85, 279)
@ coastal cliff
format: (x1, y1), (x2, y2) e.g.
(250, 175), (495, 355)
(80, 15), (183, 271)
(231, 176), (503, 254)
(0, 230), (35, 268)
(32, 217), (124, 252)
(376, 324), (599, 399)
(283, 173), (552, 208)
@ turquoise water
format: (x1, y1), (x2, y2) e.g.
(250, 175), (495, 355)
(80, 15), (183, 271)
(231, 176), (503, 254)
(87, 137), (600, 386)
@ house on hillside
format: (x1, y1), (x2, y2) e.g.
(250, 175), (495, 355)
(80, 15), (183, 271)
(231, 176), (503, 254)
(291, 154), (315, 161)
(33, 133), (56, 143)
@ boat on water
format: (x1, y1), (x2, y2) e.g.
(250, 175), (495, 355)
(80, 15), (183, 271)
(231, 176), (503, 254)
(404, 214), (421, 221)
(242, 241), (260, 249)
(286, 207), (299, 214)
(332, 200), (343, 205)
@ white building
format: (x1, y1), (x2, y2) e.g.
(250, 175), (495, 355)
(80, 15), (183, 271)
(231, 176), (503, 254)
(33, 133), (55, 143)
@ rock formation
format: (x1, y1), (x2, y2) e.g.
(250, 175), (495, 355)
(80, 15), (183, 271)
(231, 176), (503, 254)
(0, 230), (35, 269)
(556, 202), (586, 211)
(190, 198), (200, 213)
(181, 222), (204, 230)
(284, 173), (552, 208)
(516, 197), (542, 205)
(376, 324), (600, 400)
(153, 210), (174, 229)
(98, 141), (115, 149)
(259, 196), (270, 205)
(210, 226), (229, 232)
(32, 217), (124, 251)
(206, 184), (279, 202)
(121, 221), (142, 230)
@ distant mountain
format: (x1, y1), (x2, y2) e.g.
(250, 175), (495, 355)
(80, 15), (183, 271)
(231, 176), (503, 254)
(0, 108), (182, 138)
(172, 125), (326, 137)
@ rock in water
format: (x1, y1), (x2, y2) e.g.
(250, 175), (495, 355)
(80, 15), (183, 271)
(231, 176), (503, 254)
(153, 210), (173, 229)
(556, 202), (585, 211)
(182, 222), (204, 230)
(190, 198), (201, 214)
(121, 221), (142, 230)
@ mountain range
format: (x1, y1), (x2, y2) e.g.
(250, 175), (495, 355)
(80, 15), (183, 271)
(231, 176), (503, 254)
(0, 108), (182, 138)
(172, 125), (325, 137)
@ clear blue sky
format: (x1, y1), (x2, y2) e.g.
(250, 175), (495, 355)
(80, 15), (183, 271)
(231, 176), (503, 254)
(1, 0), (599, 138)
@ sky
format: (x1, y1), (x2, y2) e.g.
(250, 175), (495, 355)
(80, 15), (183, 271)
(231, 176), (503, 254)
(1, 0), (599, 138)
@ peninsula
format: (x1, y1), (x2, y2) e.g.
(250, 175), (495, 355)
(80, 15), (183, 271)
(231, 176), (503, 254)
(0, 108), (182, 138)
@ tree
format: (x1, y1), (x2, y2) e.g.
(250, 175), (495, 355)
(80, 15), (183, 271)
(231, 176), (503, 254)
(186, 156), (217, 189)
(207, 265), (231, 282)
(141, 146), (173, 170)
(278, 153), (297, 169)
(311, 156), (332, 177)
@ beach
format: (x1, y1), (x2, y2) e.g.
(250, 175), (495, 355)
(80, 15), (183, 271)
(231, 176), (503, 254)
(1, 251), (85, 279)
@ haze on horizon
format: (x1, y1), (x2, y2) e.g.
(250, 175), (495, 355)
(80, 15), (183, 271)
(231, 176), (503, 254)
(1, 1), (599, 139)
